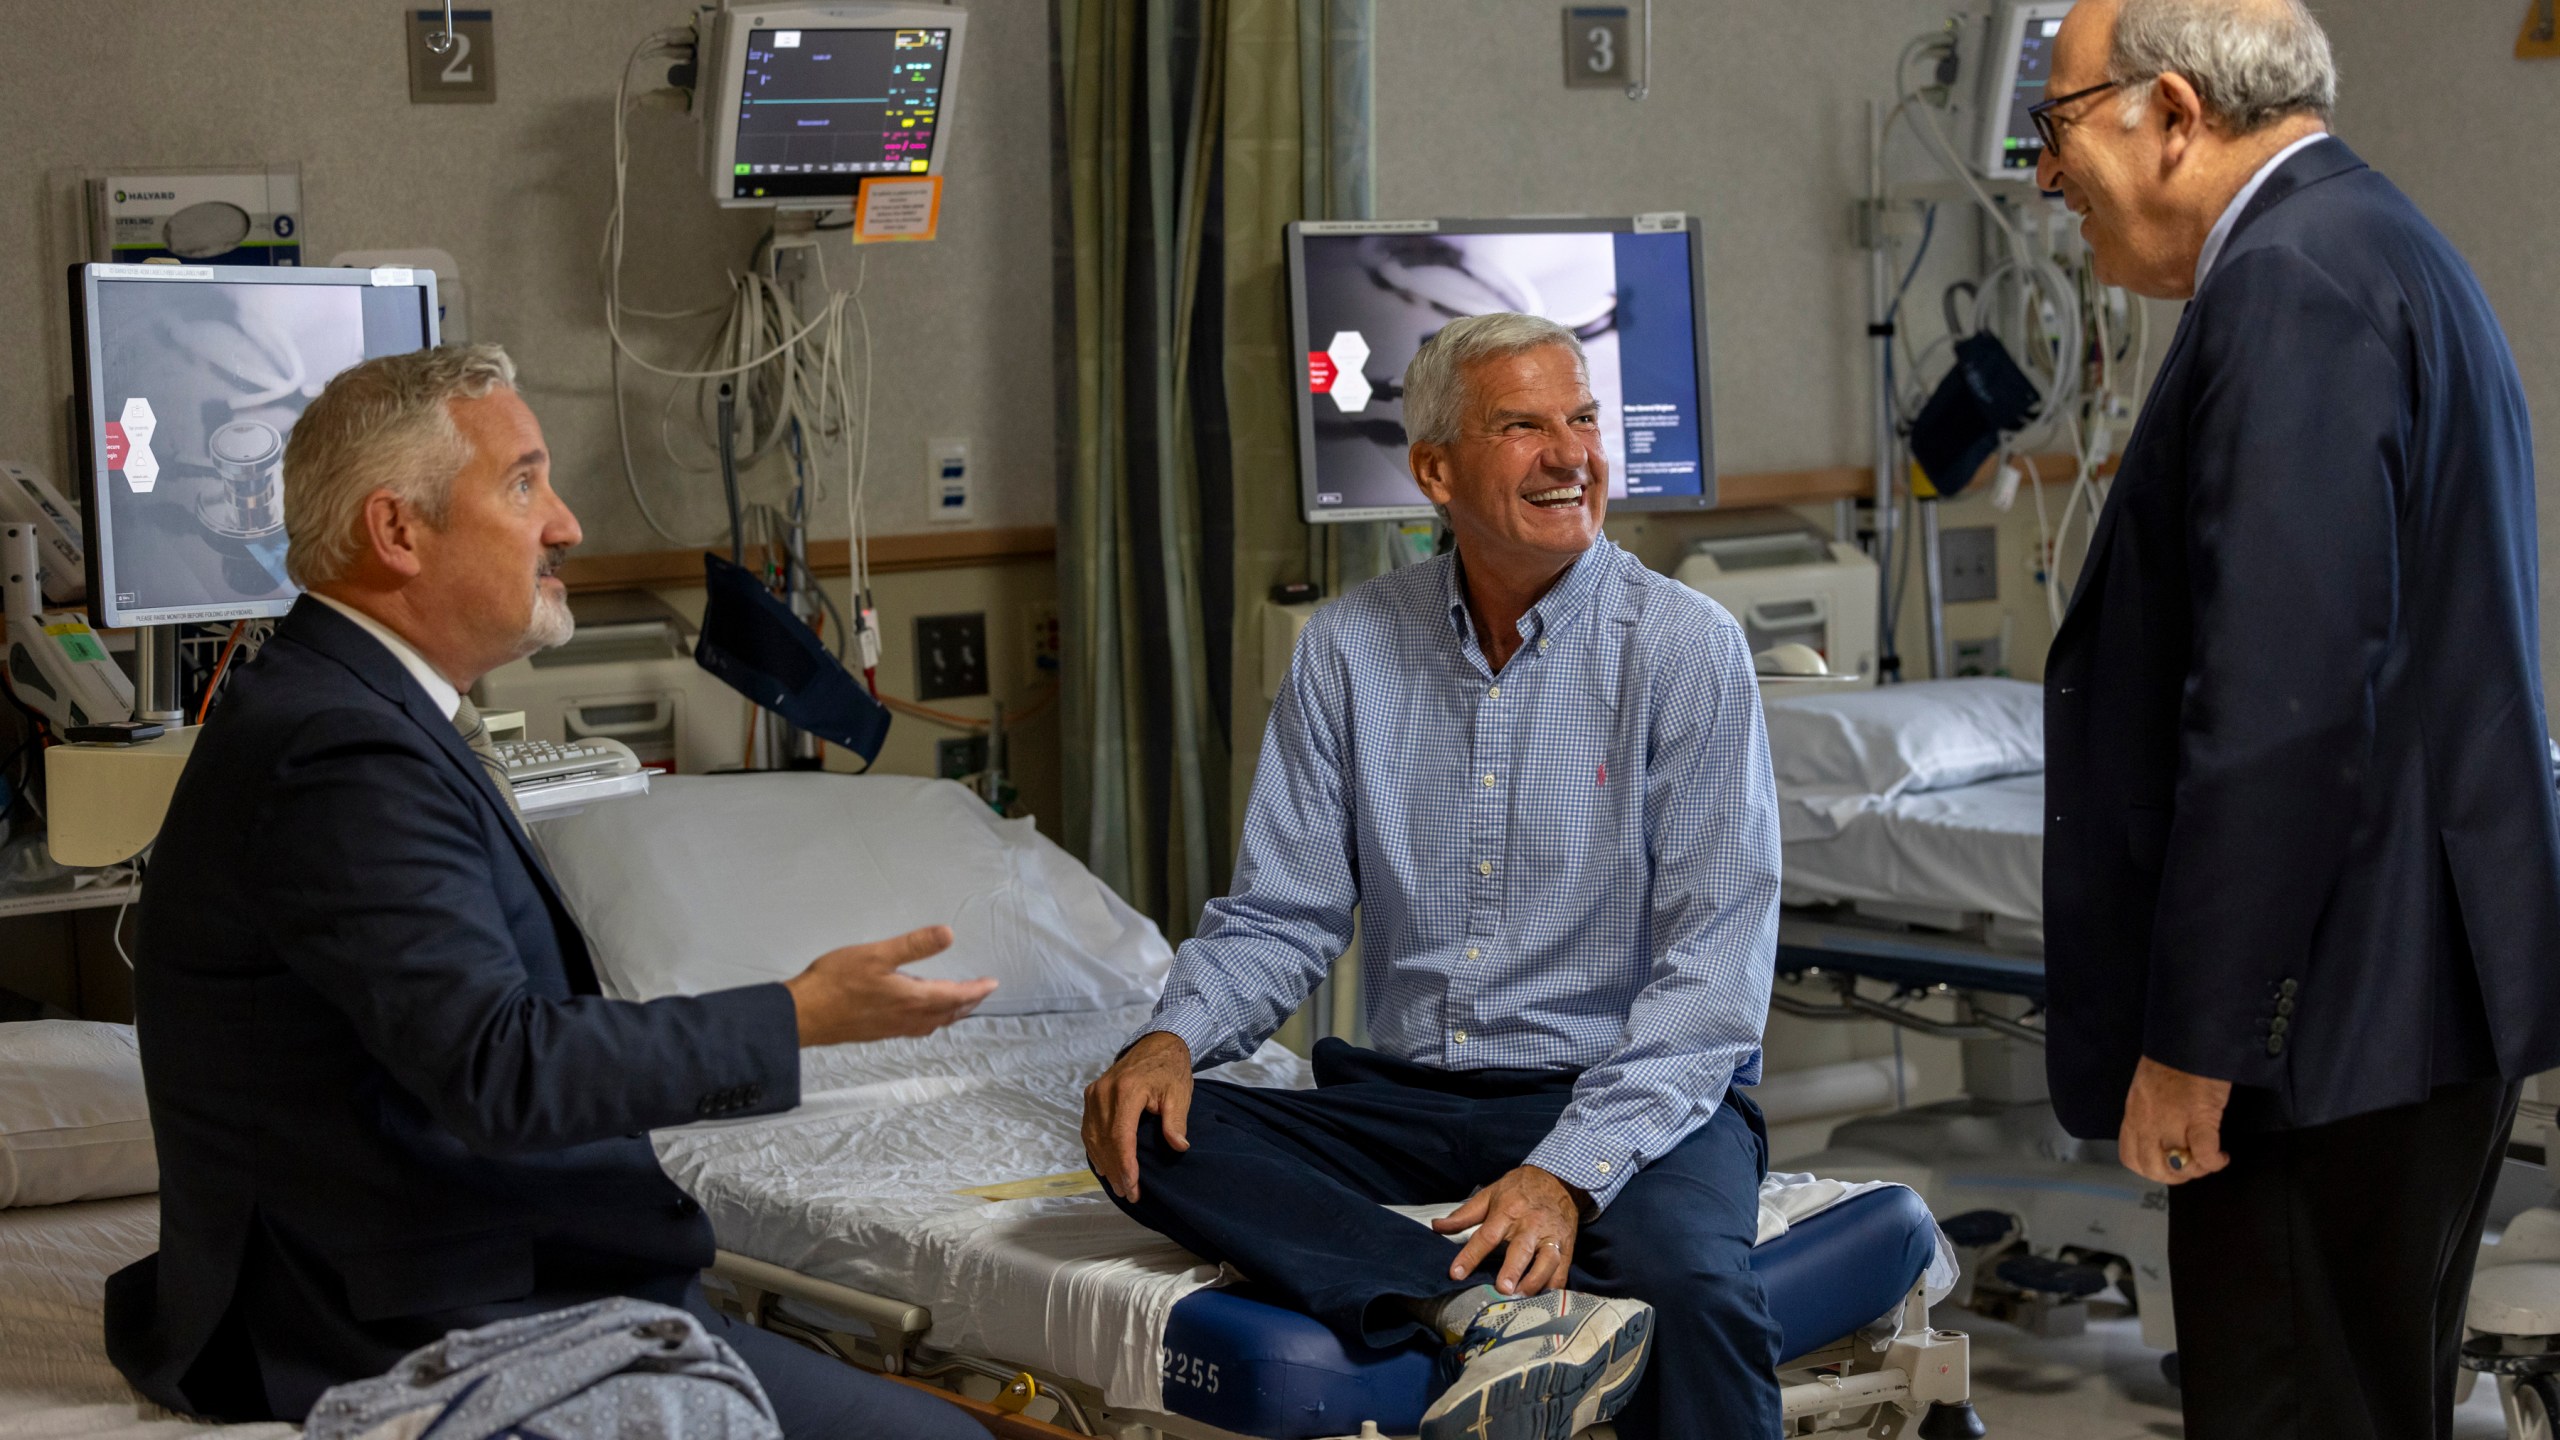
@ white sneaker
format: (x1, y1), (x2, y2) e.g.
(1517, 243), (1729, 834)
(1417, 1289), (1655, 1440)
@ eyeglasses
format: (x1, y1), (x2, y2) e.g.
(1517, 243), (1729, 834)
(2027, 80), (2122, 160)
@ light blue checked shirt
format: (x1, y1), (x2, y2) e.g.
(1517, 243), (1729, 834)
(1140, 536), (1780, 1212)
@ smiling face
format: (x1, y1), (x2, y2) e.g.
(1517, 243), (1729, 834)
(2034, 0), (2195, 297)
(1408, 343), (1609, 574)
(409, 388), (583, 677)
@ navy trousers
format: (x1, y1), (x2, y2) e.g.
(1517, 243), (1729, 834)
(1108, 1040), (1781, 1440)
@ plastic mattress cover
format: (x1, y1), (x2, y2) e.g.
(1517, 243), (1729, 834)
(653, 1007), (1955, 1412)
(0, 1194), (296, 1438)
(1779, 772), (2045, 927)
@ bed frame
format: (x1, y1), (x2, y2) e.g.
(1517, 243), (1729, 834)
(704, 1249), (1977, 1440)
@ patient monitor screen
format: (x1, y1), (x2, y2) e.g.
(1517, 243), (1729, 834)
(76, 271), (433, 628)
(727, 27), (951, 199)
(1984, 3), (2072, 179)
(1291, 223), (1714, 522)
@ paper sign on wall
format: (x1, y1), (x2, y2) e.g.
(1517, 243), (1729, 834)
(855, 176), (943, 244)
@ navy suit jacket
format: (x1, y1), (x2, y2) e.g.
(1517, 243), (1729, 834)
(106, 598), (802, 1420)
(2044, 138), (2560, 1140)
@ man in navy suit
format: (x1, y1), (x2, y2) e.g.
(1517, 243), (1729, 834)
(2036, 2), (2560, 1436)
(106, 345), (995, 1438)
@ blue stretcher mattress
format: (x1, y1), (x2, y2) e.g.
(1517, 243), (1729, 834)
(1152, 1184), (1940, 1438)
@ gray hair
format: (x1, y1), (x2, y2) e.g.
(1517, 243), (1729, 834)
(2109, 0), (2337, 133)
(282, 343), (517, 588)
(1401, 313), (1586, 449)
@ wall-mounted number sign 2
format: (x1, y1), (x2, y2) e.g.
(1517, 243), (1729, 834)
(409, 8), (497, 103)
(1564, 6), (1633, 87)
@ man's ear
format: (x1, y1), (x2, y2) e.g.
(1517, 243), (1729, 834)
(354, 490), (428, 581)
(1409, 442), (1454, 509)
(2153, 71), (2210, 169)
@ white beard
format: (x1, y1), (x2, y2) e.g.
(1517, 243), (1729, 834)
(524, 583), (576, 652)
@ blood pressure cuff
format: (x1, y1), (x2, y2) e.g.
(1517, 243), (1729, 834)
(1909, 332), (2041, 498)
(694, 551), (891, 767)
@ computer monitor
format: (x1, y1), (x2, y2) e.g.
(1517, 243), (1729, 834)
(1976, 0), (2077, 181)
(700, 2), (970, 208)
(1286, 216), (1717, 524)
(68, 263), (439, 629)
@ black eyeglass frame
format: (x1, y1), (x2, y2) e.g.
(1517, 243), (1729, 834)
(2026, 80), (2124, 159)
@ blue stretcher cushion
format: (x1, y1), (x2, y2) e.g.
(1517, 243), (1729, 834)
(1153, 1185), (1939, 1439)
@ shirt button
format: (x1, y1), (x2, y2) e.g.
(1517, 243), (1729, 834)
(1482, 773), (1496, 787)
(1489, 685), (1500, 698)
(1479, 860), (1492, 876)
(1538, 639), (1550, 651)
(1454, 1030), (1468, 1044)
(1467, 947), (1481, 960)
(1596, 1161), (1612, 1174)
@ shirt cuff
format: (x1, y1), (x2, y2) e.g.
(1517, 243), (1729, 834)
(1524, 1122), (1641, 1215)
(1137, 1000), (1232, 1071)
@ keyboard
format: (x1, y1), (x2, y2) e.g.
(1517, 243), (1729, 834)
(491, 735), (650, 817)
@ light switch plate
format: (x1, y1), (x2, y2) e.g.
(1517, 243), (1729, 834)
(1941, 526), (1998, 604)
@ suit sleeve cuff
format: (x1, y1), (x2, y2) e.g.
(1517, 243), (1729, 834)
(1525, 1124), (1638, 1215)
(685, 982), (803, 1121)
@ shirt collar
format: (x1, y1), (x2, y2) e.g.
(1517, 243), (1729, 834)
(309, 591), (462, 720)
(1442, 534), (1617, 646)
(2194, 131), (2330, 291)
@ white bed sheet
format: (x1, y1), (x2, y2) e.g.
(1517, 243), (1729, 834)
(1779, 773), (2045, 928)
(0, 1194), (294, 1439)
(652, 1004), (1311, 1414)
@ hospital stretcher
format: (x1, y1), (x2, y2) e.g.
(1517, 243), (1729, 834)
(1771, 772), (2178, 1356)
(704, 1183), (1980, 1439)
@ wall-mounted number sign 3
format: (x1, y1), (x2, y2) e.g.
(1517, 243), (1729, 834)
(408, 8), (497, 103)
(1564, 6), (1632, 87)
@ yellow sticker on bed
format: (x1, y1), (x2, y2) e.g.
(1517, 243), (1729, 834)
(957, 1169), (1106, 1201)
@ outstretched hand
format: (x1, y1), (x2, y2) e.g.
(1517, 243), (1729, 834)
(782, 926), (996, 1047)
(1434, 1165), (1582, 1298)
(1082, 1031), (1195, 1203)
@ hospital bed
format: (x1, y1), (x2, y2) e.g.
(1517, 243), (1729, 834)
(1757, 681), (2177, 1355)
(535, 772), (1987, 1439)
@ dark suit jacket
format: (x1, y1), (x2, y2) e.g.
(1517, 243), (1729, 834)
(2044, 138), (2560, 1140)
(106, 598), (801, 1420)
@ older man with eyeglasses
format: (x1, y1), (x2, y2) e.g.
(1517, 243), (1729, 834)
(2031, 2), (2560, 1438)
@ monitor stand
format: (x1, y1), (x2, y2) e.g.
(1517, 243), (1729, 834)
(132, 625), (185, 725)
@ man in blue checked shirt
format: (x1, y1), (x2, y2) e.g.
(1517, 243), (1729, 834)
(1083, 312), (1784, 1440)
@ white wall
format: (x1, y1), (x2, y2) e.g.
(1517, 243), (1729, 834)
(0, 0), (1055, 557)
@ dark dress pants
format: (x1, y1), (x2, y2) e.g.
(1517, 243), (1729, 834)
(2168, 1075), (2520, 1440)
(1107, 1040), (1782, 1440)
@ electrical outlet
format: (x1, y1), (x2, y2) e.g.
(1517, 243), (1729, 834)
(925, 437), (973, 523)
(1941, 526), (1998, 603)
(914, 612), (988, 700)
(1027, 600), (1061, 680)
(936, 735), (989, 780)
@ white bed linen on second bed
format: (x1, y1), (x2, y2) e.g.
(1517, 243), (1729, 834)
(0, 1194), (295, 1439)
(1778, 773), (2045, 928)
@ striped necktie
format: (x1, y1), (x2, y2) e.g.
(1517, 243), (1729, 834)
(449, 695), (526, 825)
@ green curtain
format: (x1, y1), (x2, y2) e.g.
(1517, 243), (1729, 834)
(1056, 0), (1232, 936)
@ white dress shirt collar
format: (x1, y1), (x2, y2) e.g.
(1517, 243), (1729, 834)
(308, 592), (462, 720)
(2194, 132), (2330, 291)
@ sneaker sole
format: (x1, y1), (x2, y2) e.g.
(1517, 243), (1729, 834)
(1418, 1304), (1655, 1440)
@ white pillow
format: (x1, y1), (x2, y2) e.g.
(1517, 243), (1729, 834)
(1765, 678), (2043, 801)
(0, 1020), (158, 1207)
(538, 774), (1172, 1015)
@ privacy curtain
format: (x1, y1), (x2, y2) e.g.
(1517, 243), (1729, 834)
(1055, 0), (1369, 940)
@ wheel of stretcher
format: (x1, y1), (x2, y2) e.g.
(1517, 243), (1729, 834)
(2516, 1372), (2560, 1440)
(1150, 1186), (1946, 1439)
